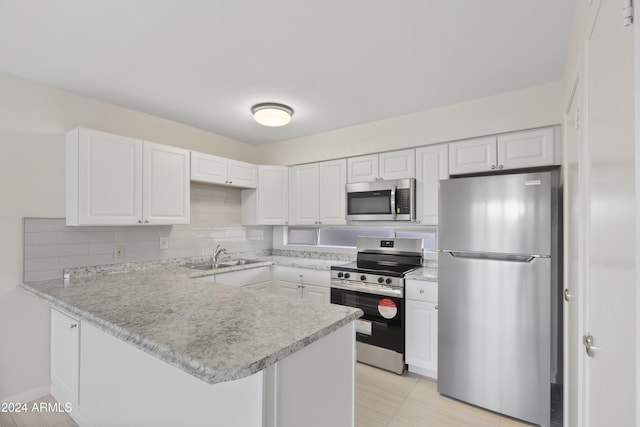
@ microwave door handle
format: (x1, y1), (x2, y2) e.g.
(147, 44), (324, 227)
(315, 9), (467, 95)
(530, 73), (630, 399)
(390, 186), (397, 219)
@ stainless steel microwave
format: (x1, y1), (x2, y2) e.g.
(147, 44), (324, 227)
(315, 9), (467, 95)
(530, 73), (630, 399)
(346, 179), (416, 221)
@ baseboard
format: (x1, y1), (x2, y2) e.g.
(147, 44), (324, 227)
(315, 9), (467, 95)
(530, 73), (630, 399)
(0, 385), (50, 405)
(407, 364), (438, 380)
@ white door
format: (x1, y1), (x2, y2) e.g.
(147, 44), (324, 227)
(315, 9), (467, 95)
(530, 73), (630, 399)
(273, 281), (302, 299)
(289, 163), (320, 225)
(405, 299), (438, 377)
(582, 1), (636, 425)
(318, 159), (347, 225)
(448, 136), (497, 175)
(190, 151), (228, 185)
(563, 76), (584, 427)
(227, 159), (258, 188)
(347, 153), (379, 182)
(497, 127), (555, 170)
(415, 144), (448, 225)
(50, 309), (79, 405)
(378, 149), (415, 180)
(303, 284), (331, 305)
(143, 142), (190, 224)
(77, 129), (143, 225)
(257, 165), (289, 225)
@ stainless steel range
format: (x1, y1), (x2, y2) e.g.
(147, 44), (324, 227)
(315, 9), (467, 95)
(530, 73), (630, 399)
(330, 237), (423, 375)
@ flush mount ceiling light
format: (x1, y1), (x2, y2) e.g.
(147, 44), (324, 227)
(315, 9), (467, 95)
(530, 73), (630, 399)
(251, 103), (294, 127)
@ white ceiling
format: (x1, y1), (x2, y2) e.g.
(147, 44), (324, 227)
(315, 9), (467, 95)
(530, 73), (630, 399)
(0, 1), (576, 145)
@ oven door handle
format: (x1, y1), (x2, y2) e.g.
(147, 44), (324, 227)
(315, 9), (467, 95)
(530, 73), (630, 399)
(331, 281), (403, 298)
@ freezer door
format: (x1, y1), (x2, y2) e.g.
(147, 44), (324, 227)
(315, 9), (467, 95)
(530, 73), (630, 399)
(437, 251), (551, 427)
(439, 171), (553, 256)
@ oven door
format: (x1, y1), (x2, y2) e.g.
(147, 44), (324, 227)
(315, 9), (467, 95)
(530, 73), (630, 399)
(330, 286), (404, 353)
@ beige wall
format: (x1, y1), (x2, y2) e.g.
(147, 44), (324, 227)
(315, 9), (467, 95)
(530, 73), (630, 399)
(255, 82), (563, 166)
(0, 71), (255, 161)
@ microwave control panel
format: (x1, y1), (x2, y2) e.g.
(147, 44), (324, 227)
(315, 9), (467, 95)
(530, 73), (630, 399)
(396, 188), (411, 214)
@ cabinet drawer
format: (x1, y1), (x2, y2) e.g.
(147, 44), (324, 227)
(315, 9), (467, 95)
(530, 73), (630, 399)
(273, 266), (330, 287)
(213, 266), (271, 287)
(406, 280), (438, 302)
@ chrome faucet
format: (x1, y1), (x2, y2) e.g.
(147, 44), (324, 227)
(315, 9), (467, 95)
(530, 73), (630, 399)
(212, 244), (228, 265)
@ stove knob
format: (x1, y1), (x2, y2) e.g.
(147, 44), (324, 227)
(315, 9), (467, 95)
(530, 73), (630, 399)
(385, 278), (393, 285)
(360, 275), (366, 281)
(337, 272), (344, 278)
(378, 277), (384, 284)
(344, 273), (350, 279)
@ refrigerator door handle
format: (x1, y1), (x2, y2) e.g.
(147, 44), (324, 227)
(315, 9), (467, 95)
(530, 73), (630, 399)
(441, 250), (548, 263)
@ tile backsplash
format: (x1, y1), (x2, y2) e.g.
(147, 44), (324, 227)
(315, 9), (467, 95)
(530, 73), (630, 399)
(23, 184), (272, 282)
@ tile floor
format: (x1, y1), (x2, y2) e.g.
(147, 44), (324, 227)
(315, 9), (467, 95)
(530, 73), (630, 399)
(2, 364), (534, 427)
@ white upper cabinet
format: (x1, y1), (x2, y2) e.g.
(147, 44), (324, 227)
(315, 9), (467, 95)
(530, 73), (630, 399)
(497, 127), (555, 170)
(449, 127), (556, 175)
(191, 151), (257, 188)
(66, 128), (190, 226)
(448, 136), (497, 175)
(241, 165), (289, 225)
(415, 144), (449, 225)
(143, 142), (190, 225)
(347, 149), (415, 183)
(289, 159), (346, 225)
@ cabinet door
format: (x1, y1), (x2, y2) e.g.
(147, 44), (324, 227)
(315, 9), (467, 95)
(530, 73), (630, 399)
(347, 154), (379, 183)
(257, 166), (289, 225)
(379, 149), (415, 180)
(190, 151), (228, 185)
(74, 128), (143, 225)
(415, 145), (449, 225)
(303, 284), (331, 305)
(245, 281), (272, 292)
(215, 267), (271, 287)
(318, 159), (347, 225)
(405, 300), (438, 378)
(273, 280), (302, 299)
(50, 308), (80, 405)
(289, 163), (320, 225)
(143, 142), (190, 225)
(227, 159), (258, 188)
(448, 136), (497, 175)
(497, 127), (555, 170)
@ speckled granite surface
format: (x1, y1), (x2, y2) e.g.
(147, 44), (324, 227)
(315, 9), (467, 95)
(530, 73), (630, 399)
(405, 267), (438, 282)
(20, 265), (362, 385)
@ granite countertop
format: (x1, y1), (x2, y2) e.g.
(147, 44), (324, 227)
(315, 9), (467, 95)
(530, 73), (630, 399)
(405, 266), (438, 282)
(20, 265), (362, 385)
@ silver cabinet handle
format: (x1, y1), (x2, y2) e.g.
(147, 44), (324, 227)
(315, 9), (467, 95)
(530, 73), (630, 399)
(138, 220), (142, 224)
(70, 324), (77, 329)
(564, 289), (572, 302)
(498, 164), (504, 169)
(419, 289), (424, 294)
(583, 334), (598, 358)
(144, 220), (149, 224)
(435, 305), (439, 310)
(491, 165), (496, 170)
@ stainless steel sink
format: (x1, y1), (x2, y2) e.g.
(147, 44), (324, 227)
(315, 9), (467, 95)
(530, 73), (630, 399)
(184, 259), (263, 270)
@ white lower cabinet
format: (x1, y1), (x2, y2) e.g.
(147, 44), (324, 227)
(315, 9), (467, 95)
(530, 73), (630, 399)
(50, 308), (80, 406)
(197, 266), (272, 291)
(405, 280), (438, 379)
(272, 266), (331, 304)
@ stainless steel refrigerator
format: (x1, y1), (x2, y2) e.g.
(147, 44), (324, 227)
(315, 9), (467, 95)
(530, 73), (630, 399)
(438, 170), (562, 427)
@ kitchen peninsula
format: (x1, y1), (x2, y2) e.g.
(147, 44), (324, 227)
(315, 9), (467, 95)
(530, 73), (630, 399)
(20, 265), (362, 427)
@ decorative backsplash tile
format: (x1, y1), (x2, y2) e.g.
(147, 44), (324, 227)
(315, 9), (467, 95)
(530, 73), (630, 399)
(23, 184), (272, 282)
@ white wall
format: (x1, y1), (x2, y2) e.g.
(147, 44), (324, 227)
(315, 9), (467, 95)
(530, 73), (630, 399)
(0, 72), (254, 401)
(255, 82), (563, 166)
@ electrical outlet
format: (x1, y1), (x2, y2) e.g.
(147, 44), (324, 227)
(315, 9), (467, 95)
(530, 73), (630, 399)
(114, 245), (125, 259)
(160, 237), (169, 249)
